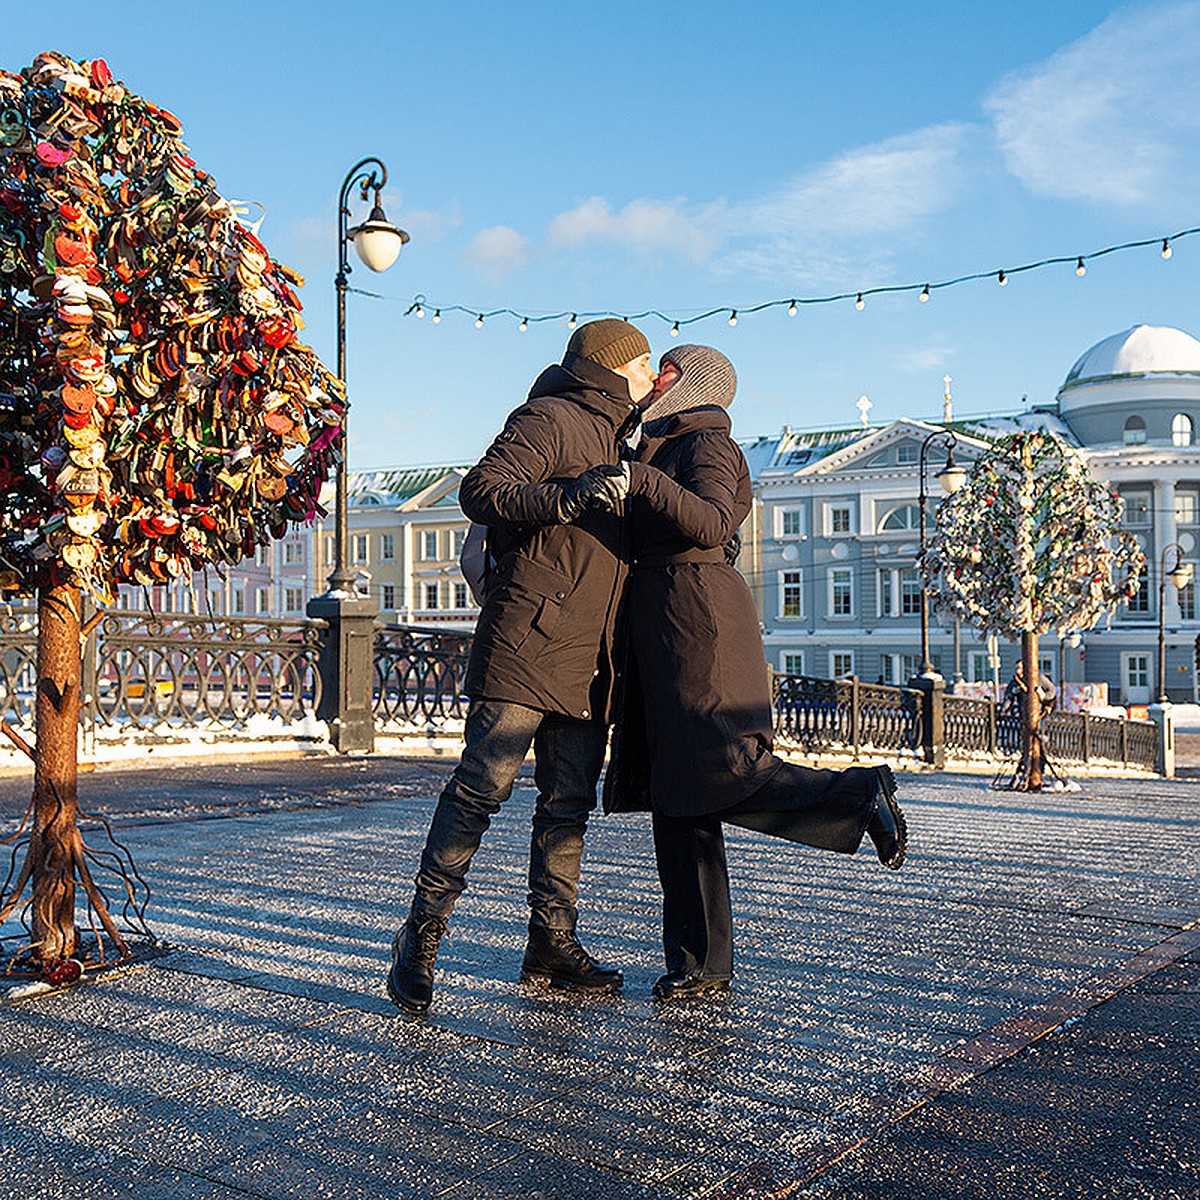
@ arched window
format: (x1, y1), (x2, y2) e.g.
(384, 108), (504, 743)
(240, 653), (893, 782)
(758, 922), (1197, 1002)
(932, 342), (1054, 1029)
(1124, 415), (1147, 445)
(880, 504), (921, 532)
(1172, 413), (1194, 447)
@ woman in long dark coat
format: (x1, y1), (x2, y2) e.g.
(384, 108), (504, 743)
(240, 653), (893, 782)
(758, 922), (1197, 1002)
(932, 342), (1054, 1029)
(605, 344), (907, 1001)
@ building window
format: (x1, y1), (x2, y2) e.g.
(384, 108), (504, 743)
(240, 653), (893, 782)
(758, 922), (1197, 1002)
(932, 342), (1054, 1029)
(380, 533), (395, 562)
(1172, 413), (1194, 447)
(896, 444), (918, 465)
(881, 653), (919, 685)
(352, 534), (368, 563)
(826, 504), (854, 536)
(1127, 575), (1150, 614)
(255, 587), (270, 615)
(1124, 653), (1149, 692)
(325, 534), (335, 567)
(880, 504), (921, 532)
(382, 583), (396, 610)
(232, 588), (245, 615)
(452, 528), (467, 558)
(967, 651), (990, 683)
(453, 582), (469, 609)
(1123, 415), (1147, 445)
(900, 568), (922, 615)
(830, 568), (854, 617)
(1121, 491), (1151, 527)
(780, 570), (803, 618)
(256, 544), (270, 567)
(1176, 490), (1199, 526)
(421, 529), (439, 560)
(780, 651), (804, 676)
(283, 540), (302, 565)
(1180, 581), (1196, 621)
(424, 582), (440, 610)
(284, 586), (303, 613)
(208, 590), (222, 615)
(777, 508), (804, 538)
(831, 652), (855, 678)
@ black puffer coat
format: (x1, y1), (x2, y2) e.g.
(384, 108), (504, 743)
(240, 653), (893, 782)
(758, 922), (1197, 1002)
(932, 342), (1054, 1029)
(604, 406), (781, 816)
(461, 354), (639, 721)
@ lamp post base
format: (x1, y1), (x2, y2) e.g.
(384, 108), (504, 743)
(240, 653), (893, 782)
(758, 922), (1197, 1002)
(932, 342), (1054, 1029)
(307, 591), (379, 754)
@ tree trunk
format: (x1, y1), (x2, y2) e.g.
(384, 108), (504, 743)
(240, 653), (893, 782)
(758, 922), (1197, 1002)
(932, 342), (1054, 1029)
(30, 581), (82, 961)
(1021, 629), (1045, 791)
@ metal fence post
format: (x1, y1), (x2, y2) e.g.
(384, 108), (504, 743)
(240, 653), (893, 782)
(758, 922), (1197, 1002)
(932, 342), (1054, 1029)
(1120, 717), (1128, 766)
(987, 696), (996, 755)
(1082, 711), (1091, 763)
(306, 593), (379, 753)
(850, 675), (860, 759)
(908, 673), (945, 768)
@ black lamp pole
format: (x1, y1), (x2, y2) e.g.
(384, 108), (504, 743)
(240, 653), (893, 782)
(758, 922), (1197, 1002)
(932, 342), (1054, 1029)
(329, 157), (393, 594)
(917, 430), (960, 674)
(1157, 542), (1192, 702)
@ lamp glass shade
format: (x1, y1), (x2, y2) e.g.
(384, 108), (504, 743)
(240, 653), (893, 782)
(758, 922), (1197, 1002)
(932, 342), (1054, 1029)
(936, 460), (968, 495)
(1168, 561), (1194, 591)
(351, 204), (408, 272)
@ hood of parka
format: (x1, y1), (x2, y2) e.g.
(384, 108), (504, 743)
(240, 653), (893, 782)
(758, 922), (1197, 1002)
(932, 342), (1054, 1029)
(528, 353), (641, 433)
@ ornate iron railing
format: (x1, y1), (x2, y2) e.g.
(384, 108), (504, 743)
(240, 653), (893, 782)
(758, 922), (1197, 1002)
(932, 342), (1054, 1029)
(373, 624), (472, 731)
(772, 673), (922, 756)
(943, 694), (1158, 771)
(90, 610), (323, 733)
(0, 605), (37, 734)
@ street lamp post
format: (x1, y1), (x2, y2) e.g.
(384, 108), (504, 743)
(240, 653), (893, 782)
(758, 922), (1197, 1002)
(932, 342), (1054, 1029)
(1157, 542), (1194, 702)
(309, 159), (408, 755)
(917, 431), (968, 673)
(328, 157), (409, 594)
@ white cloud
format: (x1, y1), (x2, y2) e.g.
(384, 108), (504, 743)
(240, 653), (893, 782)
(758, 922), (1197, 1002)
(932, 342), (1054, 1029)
(985, 2), (1200, 205)
(546, 196), (725, 262)
(462, 225), (529, 280)
(719, 123), (975, 281)
(897, 342), (956, 374)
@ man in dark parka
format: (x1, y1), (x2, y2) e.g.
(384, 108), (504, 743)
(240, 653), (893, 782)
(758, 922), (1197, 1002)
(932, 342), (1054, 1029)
(387, 319), (655, 1015)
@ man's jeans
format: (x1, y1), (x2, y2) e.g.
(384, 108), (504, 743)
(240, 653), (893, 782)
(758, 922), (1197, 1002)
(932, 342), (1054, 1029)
(411, 699), (608, 931)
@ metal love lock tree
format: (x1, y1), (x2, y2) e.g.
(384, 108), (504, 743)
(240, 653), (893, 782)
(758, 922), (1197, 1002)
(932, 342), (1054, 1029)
(921, 430), (1144, 789)
(0, 52), (343, 976)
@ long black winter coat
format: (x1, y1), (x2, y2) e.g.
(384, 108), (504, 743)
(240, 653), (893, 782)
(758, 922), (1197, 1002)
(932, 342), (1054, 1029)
(461, 353), (639, 722)
(604, 406), (781, 817)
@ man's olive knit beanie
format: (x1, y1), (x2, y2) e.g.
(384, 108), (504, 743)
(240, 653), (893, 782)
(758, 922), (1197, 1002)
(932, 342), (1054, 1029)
(564, 318), (650, 372)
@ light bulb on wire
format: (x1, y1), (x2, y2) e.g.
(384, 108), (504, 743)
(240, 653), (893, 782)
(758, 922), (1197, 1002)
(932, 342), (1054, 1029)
(415, 302), (425, 318)
(919, 284), (930, 303)
(998, 270), (1007, 286)
(728, 310), (738, 326)
(475, 314), (484, 328)
(432, 309), (441, 324)
(1162, 239), (1173, 260)
(788, 300), (797, 317)
(671, 321), (680, 337)
(567, 313), (577, 328)
(1075, 256), (1086, 276)
(855, 293), (865, 311)
(519, 317), (528, 332)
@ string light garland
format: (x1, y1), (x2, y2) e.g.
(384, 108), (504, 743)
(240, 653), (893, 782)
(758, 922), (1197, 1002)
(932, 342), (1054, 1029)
(364, 224), (1199, 332)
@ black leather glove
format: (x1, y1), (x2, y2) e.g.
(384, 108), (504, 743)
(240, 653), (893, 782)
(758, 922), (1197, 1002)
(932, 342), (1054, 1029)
(557, 465), (629, 521)
(723, 530), (742, 565)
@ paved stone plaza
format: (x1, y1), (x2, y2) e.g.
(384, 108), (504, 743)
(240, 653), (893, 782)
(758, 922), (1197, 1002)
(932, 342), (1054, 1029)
(1, 758), (1197, 1199)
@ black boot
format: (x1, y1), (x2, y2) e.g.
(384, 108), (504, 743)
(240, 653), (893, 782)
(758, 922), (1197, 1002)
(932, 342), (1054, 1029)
(867, 764), (908, 870)
(386, 913), (448, 1015)
(520, 925), (623, 993)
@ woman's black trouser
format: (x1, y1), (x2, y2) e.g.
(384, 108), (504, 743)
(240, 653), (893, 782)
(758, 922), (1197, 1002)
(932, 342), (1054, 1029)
(652, 762), (878, 979)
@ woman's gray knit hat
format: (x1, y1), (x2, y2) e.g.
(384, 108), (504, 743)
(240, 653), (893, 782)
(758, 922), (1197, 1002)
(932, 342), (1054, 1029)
(640, 343), (737, 423)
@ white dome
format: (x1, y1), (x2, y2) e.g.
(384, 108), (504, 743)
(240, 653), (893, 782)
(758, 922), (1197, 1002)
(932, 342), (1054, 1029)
(1062, 325), (1200, 390)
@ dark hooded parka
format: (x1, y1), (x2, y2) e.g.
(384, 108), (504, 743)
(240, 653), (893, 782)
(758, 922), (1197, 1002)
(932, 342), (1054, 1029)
(605, 404), (782, 816)
(460, 352), (639, 722)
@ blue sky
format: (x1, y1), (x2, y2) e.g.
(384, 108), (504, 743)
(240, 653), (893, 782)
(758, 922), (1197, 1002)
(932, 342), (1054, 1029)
(10, 1), (1200, 466)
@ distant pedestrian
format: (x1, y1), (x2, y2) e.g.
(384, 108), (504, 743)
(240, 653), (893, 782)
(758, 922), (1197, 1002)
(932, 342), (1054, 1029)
(386, 319), (655, 1015)
(603, 345), (907, 1002)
